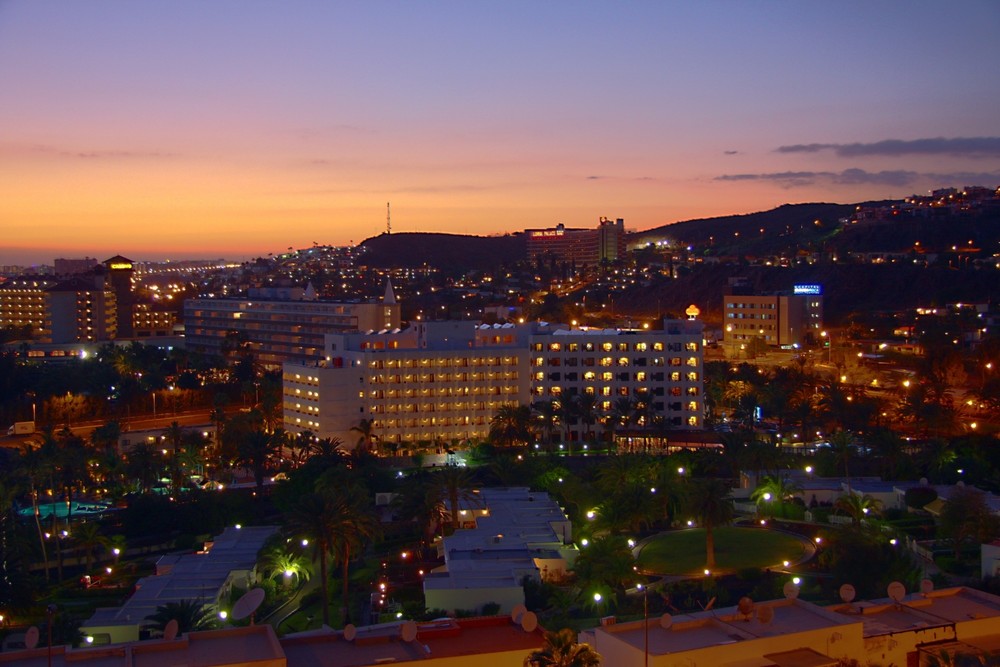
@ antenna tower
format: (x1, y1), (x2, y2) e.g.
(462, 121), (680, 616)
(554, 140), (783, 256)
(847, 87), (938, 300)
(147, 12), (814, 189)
(386, 202), (392, 235)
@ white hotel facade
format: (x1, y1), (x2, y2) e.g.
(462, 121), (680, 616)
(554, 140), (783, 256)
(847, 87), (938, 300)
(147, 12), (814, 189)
(282, 319), (704, 448)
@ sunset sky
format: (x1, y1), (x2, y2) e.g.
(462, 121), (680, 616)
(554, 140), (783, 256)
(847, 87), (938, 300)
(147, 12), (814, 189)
(2, 1), (999, 265)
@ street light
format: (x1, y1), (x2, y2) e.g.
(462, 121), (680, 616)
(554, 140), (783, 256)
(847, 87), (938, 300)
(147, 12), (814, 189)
(637, 584), (650, 667)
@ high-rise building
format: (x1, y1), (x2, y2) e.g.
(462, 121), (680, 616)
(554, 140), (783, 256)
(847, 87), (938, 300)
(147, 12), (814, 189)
(184, 282), (401, 369)
(723, 282), (824, 355)
(103, 256), (136, 338)
(525, 217), (625, 265)
(282, 319), (704, 447)
(0, 273), (116, 343)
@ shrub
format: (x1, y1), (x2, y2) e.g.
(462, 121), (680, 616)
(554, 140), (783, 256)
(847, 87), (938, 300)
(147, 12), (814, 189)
(480, 602), (501, 616)
(905, 486), (938, 510)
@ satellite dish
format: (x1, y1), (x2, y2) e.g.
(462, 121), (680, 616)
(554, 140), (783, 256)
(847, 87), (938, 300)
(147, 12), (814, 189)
(839, 584), (856, 603)
(343, 624), (357, 641)
(25, 626), (39, 650)
(757, 605), (774, 625)
(510, 604), (528, 623)
(737, 596), (755, 617)
(782, 582), (800, 600)
(163, 619), (179, 641)
(887, 581), (906, 603)
(659, 613), (673, 630)
(231, 588), (266, 622)
(521, 611), (538, 633)
(401, 621), (418, 642)
(920, 579), (934, 596)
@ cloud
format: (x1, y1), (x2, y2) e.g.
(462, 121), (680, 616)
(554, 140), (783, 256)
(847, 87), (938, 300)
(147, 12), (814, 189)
(715, 171), (828, 187)
(586, 175), (603, 180)
(715, 168), (1000, 188)
(724, 150), (739, 155)
(777, 137), (1000, 158)
(0, 142), (175, 160)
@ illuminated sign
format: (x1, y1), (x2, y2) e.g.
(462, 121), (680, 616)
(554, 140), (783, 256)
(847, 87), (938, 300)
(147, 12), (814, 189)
(685, 304), (701, 319)
(793, 284), (822, 295)
(109, 262), (133, 270)
(529, 230), (565, 238)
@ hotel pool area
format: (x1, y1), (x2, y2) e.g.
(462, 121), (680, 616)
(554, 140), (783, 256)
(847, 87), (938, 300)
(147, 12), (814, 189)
(16, 500), (112, 520)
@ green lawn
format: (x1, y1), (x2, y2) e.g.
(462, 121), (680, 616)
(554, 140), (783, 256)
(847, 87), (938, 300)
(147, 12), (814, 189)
(636, 527), (808, 575)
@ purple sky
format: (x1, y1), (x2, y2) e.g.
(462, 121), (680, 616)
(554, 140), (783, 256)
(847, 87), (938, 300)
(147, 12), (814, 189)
(1, 1), (998, 265)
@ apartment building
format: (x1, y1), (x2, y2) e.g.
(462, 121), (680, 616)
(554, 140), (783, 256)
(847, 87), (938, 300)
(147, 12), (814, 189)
(723, 283), (823, 354)
(282, 319), (704, 448)
(0, 274), (117, 343)
(525, 217), (626, 265)
(184, 283), (401, 369)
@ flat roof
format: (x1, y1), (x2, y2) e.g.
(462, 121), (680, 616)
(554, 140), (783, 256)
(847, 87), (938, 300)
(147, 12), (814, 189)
(0, 625), (283, 667)
(598, 598), (858, 655)
(84, 526), (277, 630)
(281, 616), (545, 666)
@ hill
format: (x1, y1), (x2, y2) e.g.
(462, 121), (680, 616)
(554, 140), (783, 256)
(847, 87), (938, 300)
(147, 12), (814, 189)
(609, 262), (999, 325)
(358, 232), (525, 272)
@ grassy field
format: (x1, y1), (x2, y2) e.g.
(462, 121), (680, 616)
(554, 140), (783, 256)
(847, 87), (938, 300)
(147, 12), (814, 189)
(636, 527), (808, 575)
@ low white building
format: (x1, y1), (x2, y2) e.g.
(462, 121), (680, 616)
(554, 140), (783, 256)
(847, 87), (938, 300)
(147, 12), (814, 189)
(81, 525), (277, 645)
(585, 586), (1000, 667)
(423, 488), (576, 615)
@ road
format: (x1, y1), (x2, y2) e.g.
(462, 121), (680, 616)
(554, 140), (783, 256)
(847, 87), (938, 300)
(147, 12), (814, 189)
(1, 409), (223, 449)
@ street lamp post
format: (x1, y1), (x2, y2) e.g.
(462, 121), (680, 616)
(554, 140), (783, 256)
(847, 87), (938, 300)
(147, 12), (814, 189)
(152, 391), (157, 418)
(637, 584), (649, 667)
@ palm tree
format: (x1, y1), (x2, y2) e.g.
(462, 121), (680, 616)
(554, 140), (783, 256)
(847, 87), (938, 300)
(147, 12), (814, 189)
(392, 471), (448, 546)
(751, 475), (803, 518)
(349, 419), (378, 455)
(605, 397), (633, 450)
(126, 443), (162, 494)
(285, 488), (381, 625)
(532, 400), (559, 448)
(72, 522), (105, 572)
(833, 493), (883, 528)
(259, 547), (312, 587)
(235, 428), (280, 497)
(555, 399), (578, 452)
(489, 403), (533, 448)
(523, 628), (602, 667)
(827, 430), (856, 491)
(16, 444), (51, 581)
(686, 478), (735, 570)
(143, 600), (217, 636)
(434, 467), (479, 530)
(574, 393), (599, 444)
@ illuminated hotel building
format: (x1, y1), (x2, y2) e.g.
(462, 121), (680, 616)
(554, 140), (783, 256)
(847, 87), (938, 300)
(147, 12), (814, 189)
(0, 274), (117, 343)
(282, 319), (704, 447)
(184, 283), (401, 369)
(525, 217), (626, 265)
(723, 283), (824, 354)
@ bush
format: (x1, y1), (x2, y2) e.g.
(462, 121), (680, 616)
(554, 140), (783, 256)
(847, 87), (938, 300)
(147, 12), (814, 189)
(480, 602), (501, 616)
(811, 507), (831, 523)
(905, 486), (938, 510)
